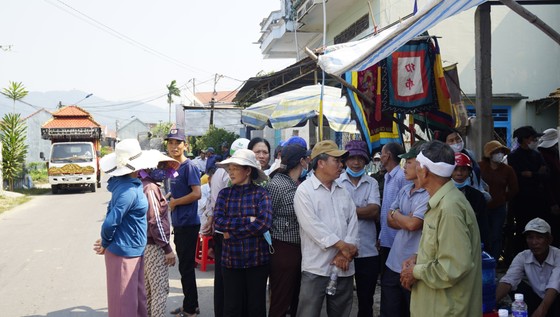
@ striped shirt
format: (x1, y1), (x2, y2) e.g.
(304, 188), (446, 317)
(266, 173), (300, 244)
(214, 183), (272, 269)
(379, 166), (410, 248)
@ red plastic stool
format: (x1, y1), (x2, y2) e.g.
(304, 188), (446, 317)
(194, 233), (215, 271)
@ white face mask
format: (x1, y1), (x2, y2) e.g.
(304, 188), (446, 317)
(491, 153), (504, 163)
(528, 141), (538, 150)
(450, 141), (464, 153)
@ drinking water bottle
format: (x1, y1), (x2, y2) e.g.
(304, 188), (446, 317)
(511, 293), (528, 317)
(325, 265), (339, 295)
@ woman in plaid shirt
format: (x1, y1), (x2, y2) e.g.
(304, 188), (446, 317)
(214, 149), (272, 317)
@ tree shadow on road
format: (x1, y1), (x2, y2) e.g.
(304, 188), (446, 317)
(23, 305), (107, 317)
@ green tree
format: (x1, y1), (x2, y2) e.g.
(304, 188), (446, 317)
(0, 113), (28, 190)
(196, 126), (238, 157)
(166, 80), (181, 123)
(150, 121), (173, 138)
(1, 81), (28, 113)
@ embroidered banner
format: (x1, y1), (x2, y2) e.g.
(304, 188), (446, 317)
(385, 41), (437, 112)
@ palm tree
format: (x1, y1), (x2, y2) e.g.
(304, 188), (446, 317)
(1, 81), (28, 113)
(166, 80), (181, 123)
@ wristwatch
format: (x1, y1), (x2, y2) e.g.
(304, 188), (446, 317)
(390, 209), (398, 218)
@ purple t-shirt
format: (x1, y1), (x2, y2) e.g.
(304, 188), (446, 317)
(170, 159), (201, 227)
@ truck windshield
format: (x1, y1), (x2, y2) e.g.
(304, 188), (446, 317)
(51, 144), (94, 163)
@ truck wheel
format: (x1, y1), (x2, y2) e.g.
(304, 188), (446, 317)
(90, 184), (96, 192)
(51, 185), (59, 195)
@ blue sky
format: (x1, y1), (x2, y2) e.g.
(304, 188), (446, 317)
(0, 0), (293, 113)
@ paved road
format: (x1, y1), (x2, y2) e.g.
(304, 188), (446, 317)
(0, 181), (378, 317)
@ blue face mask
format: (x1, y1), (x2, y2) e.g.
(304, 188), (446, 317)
(300, 167), (308, 179)
(346, 167), (365, 178)
(453, 178), (471, 189)
(263, 230), (274, 254)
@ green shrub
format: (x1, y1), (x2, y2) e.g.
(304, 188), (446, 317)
(27, 162), (48, 183)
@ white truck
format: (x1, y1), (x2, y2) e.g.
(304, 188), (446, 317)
(40, 105), (103, 194)
(43, 142), (99, 194)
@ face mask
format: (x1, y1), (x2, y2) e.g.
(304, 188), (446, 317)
(528, 141), (538, 150)
(491, 153), (505, 163)
(373, 162), (382, 171)
(263, 230), (274, 254)
(299, 161), (309, 179)
(450, 141), (464, 153)
(300, 167), (308, 179)
(453, 177), (471, 189)
(346, 167), (365, 178)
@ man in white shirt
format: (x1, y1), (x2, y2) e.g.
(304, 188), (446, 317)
(294, 140), (359, 317)
(497, 218), (560, 317)
(192, 150), (207, 175)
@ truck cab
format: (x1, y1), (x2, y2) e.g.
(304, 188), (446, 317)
(47, 142), (99, 194)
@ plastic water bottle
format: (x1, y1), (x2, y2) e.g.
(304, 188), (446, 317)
(511, 293), (528, 317)
(482, 245), (496, 313)
(325, 265), (339, 295)
(498, 309), (509, 317)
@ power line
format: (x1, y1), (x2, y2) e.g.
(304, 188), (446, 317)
(44, 0), (210, 75)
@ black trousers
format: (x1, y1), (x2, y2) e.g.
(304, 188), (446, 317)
(222, 264), (270, 317)
(378, 246), (391, 278)
(380, 268), (411, 317)
(268, 239), (301, 317)
(173, 225), (200, 314)
(354, 256), (380, 317)
(213, 233), (224, 317)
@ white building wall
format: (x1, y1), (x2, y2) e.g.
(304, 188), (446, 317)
(25, 110), (53, 165)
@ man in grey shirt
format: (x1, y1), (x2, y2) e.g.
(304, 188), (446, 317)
(380, 141), (429, 317)
(497, 217), (560, 317)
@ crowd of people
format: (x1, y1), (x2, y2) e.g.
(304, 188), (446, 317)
(93, 125), (559, 317)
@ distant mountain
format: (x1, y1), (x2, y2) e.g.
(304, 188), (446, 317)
(0, 90), (169, 128)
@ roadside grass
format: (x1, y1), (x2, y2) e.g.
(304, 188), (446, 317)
(0, 187), (50, 215)
(0, 195), (32, 214)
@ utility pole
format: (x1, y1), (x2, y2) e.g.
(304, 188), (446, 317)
(209, 97), (215, 128)
(209, 74), (220, 128)
(115, 120), (120, 144)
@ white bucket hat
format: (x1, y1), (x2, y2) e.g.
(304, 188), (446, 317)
(217, 149), (268, 183)
(100, 139), (156, 176)
(142, 150), (180, 171)
(538, 128), (558, 149)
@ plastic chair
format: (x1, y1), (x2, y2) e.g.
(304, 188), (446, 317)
(194, 233), (215, 271)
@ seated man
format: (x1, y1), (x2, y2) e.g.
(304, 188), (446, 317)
(496, 217), (560, 317)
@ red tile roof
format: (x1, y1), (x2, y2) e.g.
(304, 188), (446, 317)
(195, 91), (237, 104)
(42, 118), (100, 129)
(41, 105), (101, 129)
(53, 105), (94, 117)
